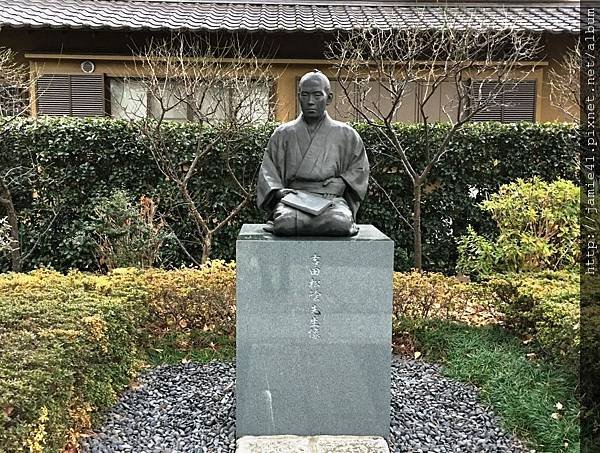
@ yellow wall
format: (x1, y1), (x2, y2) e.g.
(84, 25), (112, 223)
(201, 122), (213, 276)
(26, 50), (574, 123)
(540, 33), (580, 122)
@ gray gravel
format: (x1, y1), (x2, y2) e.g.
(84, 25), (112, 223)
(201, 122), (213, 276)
(388, 359), (527, 453)
(79, 358), (528, 453)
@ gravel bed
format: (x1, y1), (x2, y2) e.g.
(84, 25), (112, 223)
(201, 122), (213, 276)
(388, 360), (527, 453)
(80, 359), (528, 453)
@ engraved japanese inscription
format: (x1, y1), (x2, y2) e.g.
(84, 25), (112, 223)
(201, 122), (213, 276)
(309, 253), (322, 339)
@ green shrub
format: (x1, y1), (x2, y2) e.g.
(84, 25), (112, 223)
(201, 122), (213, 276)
(91, 190), (170, 270)
(457, 177), (580, 277)
(487, 270), (579, 364)
(0, 118), (578, 273)
(392, 270), (498, 326)
(0, 263), (236, 452)
(0, 269), (149, 452)
(143, 261), (236, 339)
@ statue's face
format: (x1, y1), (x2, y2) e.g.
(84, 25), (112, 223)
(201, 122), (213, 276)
(298, 76), (332, 120)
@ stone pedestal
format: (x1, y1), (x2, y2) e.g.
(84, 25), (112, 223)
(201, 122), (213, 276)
(236, 224), (393, 438)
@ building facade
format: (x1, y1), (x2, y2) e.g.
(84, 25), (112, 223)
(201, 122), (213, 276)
(0, 0), (580, 123)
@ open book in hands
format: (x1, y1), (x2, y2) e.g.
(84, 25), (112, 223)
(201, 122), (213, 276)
(281, 191), (334, 216)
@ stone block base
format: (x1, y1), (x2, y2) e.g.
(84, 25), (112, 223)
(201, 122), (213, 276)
(236, 225), (394, 438)
(236, 435), (390, 453)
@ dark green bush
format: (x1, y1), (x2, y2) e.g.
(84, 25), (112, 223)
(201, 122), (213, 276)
(487, 270), (579, 364)
(0, 118), (578, 272)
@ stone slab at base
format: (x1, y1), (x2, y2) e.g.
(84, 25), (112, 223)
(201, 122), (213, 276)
(236, 435), (390, 453)
(236, 224), (393, 438)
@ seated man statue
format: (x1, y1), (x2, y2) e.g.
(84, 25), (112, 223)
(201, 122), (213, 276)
(257, 70), (369, 236)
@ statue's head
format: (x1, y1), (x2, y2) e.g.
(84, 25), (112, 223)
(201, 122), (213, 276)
(298, 70), (333, 121)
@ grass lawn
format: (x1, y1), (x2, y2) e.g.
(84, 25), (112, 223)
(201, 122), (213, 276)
(400, 319), (580, 453)
(145, 331), (235, 366)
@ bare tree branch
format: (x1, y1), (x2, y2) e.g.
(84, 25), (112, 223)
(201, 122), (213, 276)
(369, 175), (414, 231)
(121, 32), (278, 264)
(163, 220), (202, 267)
(549, 43), (580, 122)
(326, 9), (542, 269)
(0, 47), (46, 271)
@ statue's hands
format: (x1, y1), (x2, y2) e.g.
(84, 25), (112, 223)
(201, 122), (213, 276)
(276, 188), (298, 201)
(323, 177), (344, 187)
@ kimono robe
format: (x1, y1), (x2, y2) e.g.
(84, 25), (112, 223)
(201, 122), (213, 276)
(257, 112), (369, 236)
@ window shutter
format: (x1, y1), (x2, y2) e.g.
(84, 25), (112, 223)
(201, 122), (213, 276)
(37, 74), (105, 117)
(71, 75), (105, 117)
(471, 80), (536, 123)
(502, 81), (536, 122)
(471, 81), (503, 122)
(37, 74), (71, 116)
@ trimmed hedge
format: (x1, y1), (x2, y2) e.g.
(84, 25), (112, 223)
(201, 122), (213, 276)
(392, 270), (498, 326)
(0, 269), (149, 453)
(0, 118), (578, 273)
(144, 262), (236, 339)
(0, 263), (238, 453)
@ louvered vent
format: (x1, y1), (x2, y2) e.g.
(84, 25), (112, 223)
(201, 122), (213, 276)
(502, 81), (536, 122)
(470, 82), (503, 122)
(37, 74), (105, 117)
(37, 75), (71, 116)
(471, 80), (536, 123)
(71, 75), (104, 117)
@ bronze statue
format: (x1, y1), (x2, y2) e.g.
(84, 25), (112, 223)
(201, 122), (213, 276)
(257, 70), (369, 236)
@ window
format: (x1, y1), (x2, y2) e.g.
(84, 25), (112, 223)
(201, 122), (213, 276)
(296, 78), (419, 122)
(37, 74), (105, 117)
(193, 82), (271, 123)
(360, 81), (417, 123)
(330, 80), (357, 121)
(417, 81), (460, 123)
(109, 78), (272, 123)
(229, 82), (271, 123)
(149, 81), (188, 122)
(471, 80), (536, 123)
(110, 79), (147, 120)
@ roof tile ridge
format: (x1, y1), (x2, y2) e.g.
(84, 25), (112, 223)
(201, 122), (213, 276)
(109, 0), (580, 5)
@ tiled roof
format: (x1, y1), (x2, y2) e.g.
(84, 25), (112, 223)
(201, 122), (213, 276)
(0, 0), (580, 34)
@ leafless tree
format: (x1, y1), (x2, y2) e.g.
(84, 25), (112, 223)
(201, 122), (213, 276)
(0, 217), (11, 253)
(326, 13), (542, 270)
(0, 47), (33, 127)
(119, 33), (277, 264)
(549, 43), (580, 122)
(0, 47), (48, 272)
